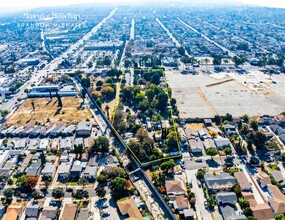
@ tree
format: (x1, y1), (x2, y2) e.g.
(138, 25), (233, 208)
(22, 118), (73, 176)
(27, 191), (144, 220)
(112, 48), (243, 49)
(151, 73), (161, 85)
(213, 55), (222, 65)
(96, 80), (104, 88)
(101, 85), (115, 99)
(253, 132), (267, 150)
(109, 167), (128, 179)
(250, 120), (258, 131)
(136, 128), (149, 142)
(206, 148), (218, 156)
(97, 172), (108, 183)
(214, 115), (221, 125)
(24, 88), (29, 94)
(197, 169), (206, 181)
(52, 187), (64, 198)
(207, 196), (215, 208)
(224, 147), (232, 155)
(281, 153), (285, 162)
(157, 92), (168, 112)
(32, 191), (41, 199)
(160, 159), (175, 173)
(275, 214), (285, 220)
(81, 78), (91, 88)
(91, 136), (110, 153)
(95, 186), (106, 198)
(178, 47), (185, 56)
(244, 207), (253, 216)
(16, 175), (28, 188)
(110, 177), (127, 199)
(1, 110), (9, 117)
(26, 176), (38, 189)
(242, 114), (249, 122)
(78, 177), (89, 189)
(3, 188), (14, 199)
(73, 189), (89, 199)
(91, 91), (101, 100)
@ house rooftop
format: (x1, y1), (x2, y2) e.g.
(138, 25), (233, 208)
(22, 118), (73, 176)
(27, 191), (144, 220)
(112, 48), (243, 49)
(117, 198), (143, 220)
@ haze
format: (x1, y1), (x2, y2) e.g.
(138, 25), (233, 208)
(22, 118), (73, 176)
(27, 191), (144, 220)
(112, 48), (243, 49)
(0, 0), (285, 9)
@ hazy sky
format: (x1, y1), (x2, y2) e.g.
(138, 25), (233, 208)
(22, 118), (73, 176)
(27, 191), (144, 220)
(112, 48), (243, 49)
(0, 0), (285, 9)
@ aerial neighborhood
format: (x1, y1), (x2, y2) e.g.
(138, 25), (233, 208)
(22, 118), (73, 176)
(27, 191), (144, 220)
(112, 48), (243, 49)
(0, 2), (285, 220)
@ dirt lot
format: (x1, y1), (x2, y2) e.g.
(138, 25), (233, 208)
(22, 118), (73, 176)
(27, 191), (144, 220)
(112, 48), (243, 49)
(166, 70), (285, 118)
(185, 123), (204, 131)
(6, 97), (92, 126)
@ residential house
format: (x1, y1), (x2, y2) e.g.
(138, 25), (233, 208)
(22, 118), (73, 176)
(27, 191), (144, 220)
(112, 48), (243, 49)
(204, 172), (236, 192)
(251, 203), (275, 220)
(108, 155), (119, 165)
(173, 195), (189, 211)
(3, 203), (24, 220)
(50, 125), (65, 137)
(204, 119), (212, 126)
(216, 192), (237, 205)
(224, 124), (236, 136)
(60, 137), (74, 150)
(270, 124), (285, 136)
(77, 208), (89, 220)
(189, 139), (203, 153)
(40, 206), (58, 220)
(62, 125), (77, 136)
(42, 163), (56, 179)
(198, 128), (211, 141)
(214, 137), (232, 149)
(271, 170), (285, 187)
(203, 139), (216, 150)
(76, 121), (92, 137)
(25, 204), (40, 218)
(57, 162), (72, 181)
(46, 155), (56, 163)
(26, 160), (42, 177)
(257, 172), (271, 188)
(83, 165), (97, 180)
(60, 203), (77, 220)
(219, 203), (247, 220)
(117, 198), (143, 220)
(184, 128), (198, 140)
(0, 149), (11, 169)
(234, 172), (252, 191)
(165, 180), (185, 195)
(183, 208), (195, 220)
(267, 184), (285, 214)
(14, 139), (26, 149)
(38, 139), (49, 151)
(27, 139), (39, 151)
(70, 161), (82, 180)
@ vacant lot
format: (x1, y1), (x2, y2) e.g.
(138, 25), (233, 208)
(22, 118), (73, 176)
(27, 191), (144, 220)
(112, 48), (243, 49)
(6, 97), (92, 126)
(166, 70), (285, 118)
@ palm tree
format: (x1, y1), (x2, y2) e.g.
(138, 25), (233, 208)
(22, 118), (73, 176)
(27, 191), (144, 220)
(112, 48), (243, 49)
(205, 58), (210, 71)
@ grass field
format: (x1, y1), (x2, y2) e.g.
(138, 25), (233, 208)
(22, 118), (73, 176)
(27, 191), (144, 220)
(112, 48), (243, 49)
(6, 97), (92, 126)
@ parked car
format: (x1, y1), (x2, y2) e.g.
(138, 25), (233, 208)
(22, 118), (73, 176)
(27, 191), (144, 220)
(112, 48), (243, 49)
(101, 203), (108, 209)
(102, 212), (110, 217)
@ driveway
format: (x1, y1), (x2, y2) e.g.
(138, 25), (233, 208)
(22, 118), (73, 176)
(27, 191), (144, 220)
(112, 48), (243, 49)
(185, 169), (213, 220)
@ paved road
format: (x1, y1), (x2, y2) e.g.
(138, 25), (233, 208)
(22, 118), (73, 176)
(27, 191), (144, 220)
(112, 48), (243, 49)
(178, 18), (237, 58)
(186, 169), (213, 220)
